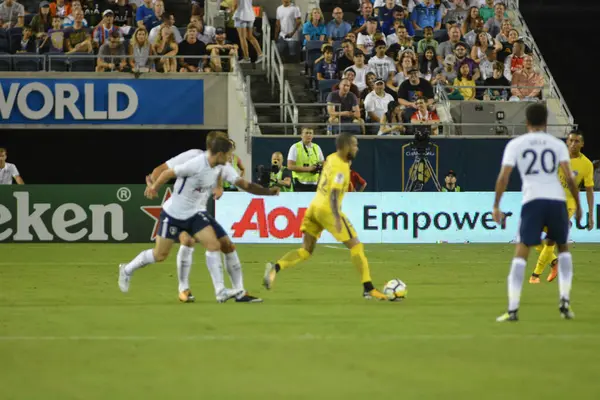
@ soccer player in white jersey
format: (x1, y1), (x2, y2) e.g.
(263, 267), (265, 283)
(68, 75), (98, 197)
(118, 137), (279, 303)
(493, 103), (582, 322)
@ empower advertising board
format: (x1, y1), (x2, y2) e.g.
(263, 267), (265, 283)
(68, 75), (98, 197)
(215, 192), (600, 244)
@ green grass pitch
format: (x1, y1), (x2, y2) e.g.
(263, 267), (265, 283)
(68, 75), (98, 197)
(1, 243), (599, 399)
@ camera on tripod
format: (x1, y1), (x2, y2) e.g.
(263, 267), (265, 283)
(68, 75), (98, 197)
(410, 126), (433, 153)
(404, 127), (442, 192)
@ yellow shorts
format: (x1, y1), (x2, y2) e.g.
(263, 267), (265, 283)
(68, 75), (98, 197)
(301, 205), (357, 243)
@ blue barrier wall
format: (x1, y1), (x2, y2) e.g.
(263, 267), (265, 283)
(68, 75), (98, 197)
(252, 137), (522, 191)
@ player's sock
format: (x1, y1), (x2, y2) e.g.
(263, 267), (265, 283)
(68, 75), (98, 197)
(350, 243), (372, 283)
(205, 250), (225, 295)
(557, 252), (573, 301)
(533, 244), (556, 276)
(176, 245), (194, 293)
(124, 249), (155, 275)
(277, 248), (311, 270)
(224, 250), (244, 292)
(507, 257), (526, 311)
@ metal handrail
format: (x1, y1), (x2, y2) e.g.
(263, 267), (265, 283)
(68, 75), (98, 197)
(261, 10), (271, 74)
(283, 80), (298, 135)
(270, 39), (285, 117)
(506, 0), (573, 124)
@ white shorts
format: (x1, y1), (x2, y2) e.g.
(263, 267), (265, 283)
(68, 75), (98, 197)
(234, 19), (253, 28)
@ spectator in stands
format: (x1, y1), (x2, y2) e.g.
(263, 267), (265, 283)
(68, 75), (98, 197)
(150, 13), (182, 45)
(431, 54), (457, 85)
(327, 7), (351, 41)
(153, 25), (178, 72)
(453, 41), (480, 79)
(302, 7), (326, 46)
(365, 78), (395, 134)
(382, 7), (413, 37)
(478, 47), (496, 80)
(353, 2), (374, 34)
(287, 127), (325, 192)
(479, 0), (496, 23)
(129, 26), (154, 71)
(497, 28), (520, 63)
(411, 95), (439, 134)
(495, 19), (512, 43)
(270, 152), (293, 192)
(49, 0), (70, 19)
(503, 39), (525, 80)
(460, 6), (479, 35)
(411, 0), (443, 40)
(275, 0), (301, 59)
(356, 17), (380, 57)
(442, 170), (461, 192)
(333, 68), (360, 97)
(0, 148), (24, 185)
(345, 31), (357, 46)
(190, 15), (216, 45)
(207, 27), (237, 72)
(65, 10), (92, 53)
(336, 39), (355, 73)
(136, 0), (158, 32)
(233, 0), (264, 64)
(96, 30), (127, 71)
(398, 67), (434, 120)
(391, 50), (418, 89)
(419, 46), (439, 81)
(368, 40), (395, 82)
(82, 0), (101, 27)
(112, 0), (134, 31)
(470, 31), (501, 64)
(483, 3), (506, 38)
(348, 50), (371, 92)
(93, 10), (120, 46)
(315, 45), (337, 80)
(417, 26), (438, 54)
(31, 2), (52, 41)
(375, 0), (396, 23)
(483, 61), (510, 100)
(0, 0), (25, 28)
(178, 24), (209, 72)
(436, 25), (461, 63)
(63, 0), (88, 28)
(463, 16), (484, 47)
(453, 62), (476, 100)
(387, 24), (413, 59)
(12, 25), (35, 53)
(327, 78), (363, 134)
(349, 161), (367, 192)
(378, 101), (405, 135)
(44, 15), (64, 53)
(510, 55), (544, 100)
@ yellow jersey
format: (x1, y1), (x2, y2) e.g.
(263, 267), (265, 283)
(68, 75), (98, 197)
(311, 153), (350, 211)
(559, 153), (594, 203)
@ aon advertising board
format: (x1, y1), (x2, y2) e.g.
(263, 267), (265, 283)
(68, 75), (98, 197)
(215, 192), (600, 244)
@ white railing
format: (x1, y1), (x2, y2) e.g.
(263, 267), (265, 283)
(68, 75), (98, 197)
(283, 80), (299, 135)
(270, 39), (285, 121)
(233, 57), (259, 144)
(507, 0), (574, 125)
(261, 10), (271, 74)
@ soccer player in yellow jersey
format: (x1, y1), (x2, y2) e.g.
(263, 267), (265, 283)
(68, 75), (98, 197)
(263, 133), (390, 300)
(529, 131), (595, 284)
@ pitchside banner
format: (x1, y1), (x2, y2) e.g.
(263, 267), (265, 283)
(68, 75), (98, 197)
(215, 192), (600, 244)
(0, 74), (227, 128)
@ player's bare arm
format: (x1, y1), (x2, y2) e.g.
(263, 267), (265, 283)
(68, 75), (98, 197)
(585, 186), (594, 230)
(559, 162), (582, 224)
(15, 175), (24, 184)
(147, 162), (169, 186)
(493, 165), (513, 224)
(146, 168), (177, 199)
(235, 178), (280, 196)
(330, 188), (342, 233)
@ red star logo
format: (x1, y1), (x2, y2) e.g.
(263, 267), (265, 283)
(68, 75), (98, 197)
(140, 188), (172, 241)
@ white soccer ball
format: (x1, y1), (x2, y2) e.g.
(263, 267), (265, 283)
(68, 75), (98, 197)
(383, 279), (407, 301)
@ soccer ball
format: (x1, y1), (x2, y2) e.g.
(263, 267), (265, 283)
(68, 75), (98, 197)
(383, 279), (407, 301)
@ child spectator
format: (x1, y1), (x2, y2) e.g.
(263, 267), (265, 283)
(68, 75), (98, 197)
(417, 26), (438, 55)
(315, 45), (337, 80)
(12, 25), (35, 53)
(453, 62), (476, 100)
(419, 46), (439, 81)
(483, 61), (510, 100)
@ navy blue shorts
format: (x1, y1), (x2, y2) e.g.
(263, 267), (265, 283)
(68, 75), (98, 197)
(158, 210), (228, 240)
(517, 199), (569, 246)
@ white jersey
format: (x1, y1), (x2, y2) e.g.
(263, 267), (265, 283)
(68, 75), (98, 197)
(501, 132), (570, 205)
(165, 149), (203, 169)
(162, 153), (240, 219)
(0, 162), (19, 184)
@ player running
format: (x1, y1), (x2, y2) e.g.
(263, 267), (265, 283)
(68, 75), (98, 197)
(529, 131), (595, 284)
(493, 104), (581, 322)
(119, 137), (279, 303)
(263, 133), (390, 300)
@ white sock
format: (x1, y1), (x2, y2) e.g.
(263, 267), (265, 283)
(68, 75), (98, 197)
(205, 250), (225, 295)
(507, 257), (526, 312)
(177, 245), (194, 293)
(225, 251), (245, 293)
(558, 252), (573, 301)
(124, 249), (155, 275)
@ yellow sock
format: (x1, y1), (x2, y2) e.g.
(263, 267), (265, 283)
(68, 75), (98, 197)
(277, 248), (311, 270)
(350, 243), (372, 284)
(533, 244), (557, 275)
(535, 244), (544, 252)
